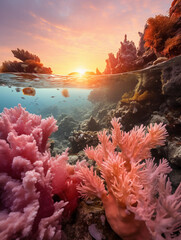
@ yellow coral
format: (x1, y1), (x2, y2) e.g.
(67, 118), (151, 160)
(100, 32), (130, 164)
(121, 90), (152, 103)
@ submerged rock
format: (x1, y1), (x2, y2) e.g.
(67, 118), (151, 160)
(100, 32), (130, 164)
(162, 63), (181, 97)
(168, 140), (181, 167)
(54, 116), (78, 140)
(80, 116), (100, 131)
(62, 200), (121, 240)
(69, 130), (99, 153)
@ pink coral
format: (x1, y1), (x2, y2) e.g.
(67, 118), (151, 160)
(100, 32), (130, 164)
(0, 105), (80, 239)
(77, 118), (181, 240)
(50, 149), (81, 219)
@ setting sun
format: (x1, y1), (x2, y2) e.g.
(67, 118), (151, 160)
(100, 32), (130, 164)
(76, 68), (87, 76)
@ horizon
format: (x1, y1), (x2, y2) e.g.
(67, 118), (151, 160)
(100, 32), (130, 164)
(0, 0), (171, 75)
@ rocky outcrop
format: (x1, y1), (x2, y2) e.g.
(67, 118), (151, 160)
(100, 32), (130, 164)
(103, 33), (158, 74)
(104, 35), (138, 74)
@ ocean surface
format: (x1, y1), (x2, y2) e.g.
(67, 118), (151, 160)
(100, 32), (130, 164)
(1, 56), (180, 115)
(0, 70), (139, 118)
(0, 55), (180, 151)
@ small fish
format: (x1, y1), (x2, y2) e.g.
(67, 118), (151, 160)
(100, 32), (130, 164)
(21, 97), (25, 100)
(15, 87), (21, 92)
(22, 87), (36, 96)
(61, 89), (70, 98)
(51, 96), (55, 98)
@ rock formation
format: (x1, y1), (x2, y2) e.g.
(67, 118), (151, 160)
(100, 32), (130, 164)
(103, 33), (157, 74)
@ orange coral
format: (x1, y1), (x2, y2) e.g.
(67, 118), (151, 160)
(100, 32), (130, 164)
(121, 90), (152, 103)
(144, 15), (176, 53)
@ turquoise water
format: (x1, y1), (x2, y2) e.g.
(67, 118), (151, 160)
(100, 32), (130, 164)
(0, 85), (92, 118)
(0, 55), (180, 139)
(0, 72), (139, 119)
(0, 73), (96, 118)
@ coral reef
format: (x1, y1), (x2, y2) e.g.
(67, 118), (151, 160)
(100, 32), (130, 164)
(0, 105), (80, 239)
(77, 118), (181, 240)
(1, 48), (52, 74)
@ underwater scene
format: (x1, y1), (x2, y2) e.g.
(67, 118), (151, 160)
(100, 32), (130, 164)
(0, 68), (139, 153)
(0, 0), (181, 239)
(0, 55), (181, 240)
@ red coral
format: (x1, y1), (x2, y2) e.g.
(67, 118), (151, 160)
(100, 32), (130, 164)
(51, 150), (81, 219)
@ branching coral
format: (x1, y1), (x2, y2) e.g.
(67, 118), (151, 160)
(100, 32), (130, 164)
(77, 118), (181, 240)
(51, 149), (82, 219)
(121, 90), (153, 103)
(1, 49), (52, 74)
(0, 105), (80, 239)
(12, 48), (41, 63)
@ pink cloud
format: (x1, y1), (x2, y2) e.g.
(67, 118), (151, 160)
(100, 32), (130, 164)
(0, 0), (171, 74)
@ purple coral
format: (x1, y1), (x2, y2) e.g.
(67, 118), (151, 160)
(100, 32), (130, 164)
(0, 105), (72, 239)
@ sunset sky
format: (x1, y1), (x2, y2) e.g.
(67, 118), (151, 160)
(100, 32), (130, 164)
(0, 0), (171, 75)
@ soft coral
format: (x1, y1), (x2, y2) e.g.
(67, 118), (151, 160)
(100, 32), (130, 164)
(77, 118), (181, 240)
(0, 105), (80, 239)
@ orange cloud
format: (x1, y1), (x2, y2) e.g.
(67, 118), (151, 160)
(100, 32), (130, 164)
(0, 0), (171, 74)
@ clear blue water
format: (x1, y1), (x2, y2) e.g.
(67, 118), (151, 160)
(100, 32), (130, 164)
(0, 72), (139, 119)
(0, 85), (92, 118)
